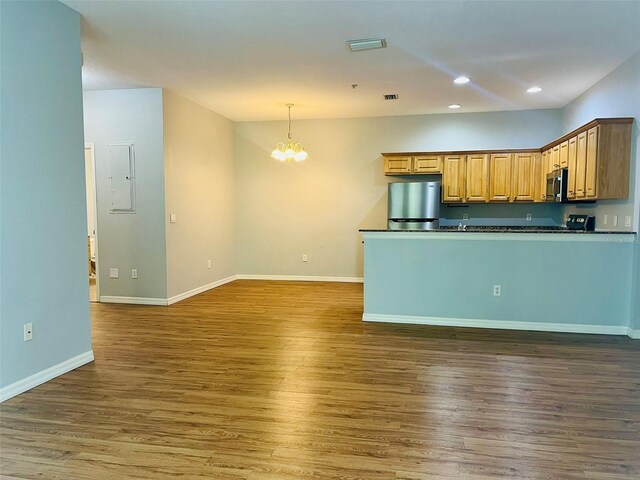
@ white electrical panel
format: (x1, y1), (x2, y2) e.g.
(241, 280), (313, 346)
(108, 143), (135, 213)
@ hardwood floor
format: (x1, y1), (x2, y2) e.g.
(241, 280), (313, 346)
(2, 280), (640, 479)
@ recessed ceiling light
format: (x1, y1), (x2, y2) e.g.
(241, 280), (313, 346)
(527, 86), (542, 93)
(448, 104), (461, 109)
(454, 76), (470, 85)
(347, 38), (387, 52)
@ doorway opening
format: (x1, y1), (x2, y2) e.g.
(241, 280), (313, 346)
(85, 144), (100, 302)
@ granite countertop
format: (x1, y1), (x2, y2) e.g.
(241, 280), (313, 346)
(359, 226), (636, 234)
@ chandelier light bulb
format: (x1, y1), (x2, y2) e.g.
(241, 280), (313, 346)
(271, 104), (308, 163)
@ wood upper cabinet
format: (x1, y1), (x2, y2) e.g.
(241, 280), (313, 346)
(559, 141), (569, 168)
(575, 131), (588, 199)
(512, 152), (539, 202)
(413, 155), (443, 173)
(551, 145), (560, 171)
(489, 153), (512, 201)
(566, 136), (578, 199)
(585, 126), (598, 198)
(384, 156), (412, 175)
(383, 155), (443, 174)
(465, 154), (489, 202)
(381, 116), (632, 203)
(442, 155), (466, 202)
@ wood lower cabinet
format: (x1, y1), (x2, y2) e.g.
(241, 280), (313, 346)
(512, 152), (540, 202)
(442, 155), (466, 202)
(384, 156), (412, 175)
(413, 155), (443, 173)
(489, 153), (512, 201)
(465, 154), (489, 202)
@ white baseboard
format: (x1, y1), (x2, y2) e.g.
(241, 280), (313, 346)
(100, 296), (168, 306)
(363, 313), (634, 337)
(0, 351), (94, 403)
(167, 275), (238, 305)
(237, 274), (363, 283)
(628, 328), (640, 339)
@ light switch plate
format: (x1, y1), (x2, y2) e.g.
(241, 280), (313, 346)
(613, 215), (618, 227)
(170, 213), (176, 223)
(625, 216), (632, 228)
(24, 323), (33, 342)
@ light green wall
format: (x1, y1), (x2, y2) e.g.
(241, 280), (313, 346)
(163, 91), (236, 298)
(83, 89), (168, 300)
(559, 52), (640, 331)
(0, 1), (91, 388)
(363, 233), (635, 331)
(235, 109), (564, 277)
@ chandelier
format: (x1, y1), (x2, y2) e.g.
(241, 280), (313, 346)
(271, 103), (308, 162)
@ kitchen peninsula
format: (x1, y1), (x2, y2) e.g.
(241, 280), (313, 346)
(360, 227), (638, 338)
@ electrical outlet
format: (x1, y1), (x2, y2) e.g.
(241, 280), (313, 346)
(603, 214), (608, 225)
(462, 213), (469, 220)
(170, 213), (177, 224)
(302, 254), (308, 262)
(526, 213), (532, 221)
(613, 215), (619, 227)
(109, 268), (119, 278)
(24, 323), (33, 342)
(131, 269), (138, 279)
(493, 285), (501, 297)
(207, 259), (212, 269)
(625, 216), (631, 228)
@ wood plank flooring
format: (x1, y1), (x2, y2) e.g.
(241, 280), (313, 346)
(1, 280), (640, 479)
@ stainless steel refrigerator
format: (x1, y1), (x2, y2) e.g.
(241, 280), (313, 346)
(387, 181), (441, 230)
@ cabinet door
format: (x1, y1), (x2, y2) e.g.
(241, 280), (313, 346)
(559, 141), (569, 168)
(543, 149), (552, 174)
(442, 155), (466, 202)
(489, 153), (512, 201)
(512, 152), (538, 201)
(540, 150), (549, 201)
(566, 136), (578, 199)
(413, 155), (443, 173)
(465, 154), (489, 202)
(551, 145), (560, 170)
(575, 132), (587, 199)
(586, 126), (599, 198)
(384, 156), (412, 175)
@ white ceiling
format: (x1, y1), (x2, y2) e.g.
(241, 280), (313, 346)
(63, 0), (640, 122)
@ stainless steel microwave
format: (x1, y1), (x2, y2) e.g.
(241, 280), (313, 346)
(545, 169), (566, 202)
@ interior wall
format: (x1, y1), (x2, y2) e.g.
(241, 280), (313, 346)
(0, 1), (91, 389)
(163, 91), (236, 298)
(83, 89), (168, 300)
(235, 109), (563, 278)
(561, 52), (640, 232)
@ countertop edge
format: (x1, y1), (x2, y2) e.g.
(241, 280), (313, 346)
(359, 230), (637, 243)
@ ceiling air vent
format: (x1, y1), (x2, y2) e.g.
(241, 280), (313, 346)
(347, 38), (386, 52)
(384, 94), (399, 100)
